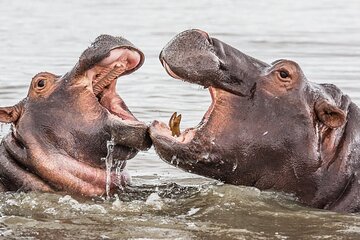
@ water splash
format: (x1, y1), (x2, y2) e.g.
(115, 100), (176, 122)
(232, 159), (238, 172)
(115, 158), (126, 190)
(101, 137), (127, 197)
(171, 155), (177, 164)
(145, 192), (163, 210)
(101, 137), (115, 198)
(0, 123), (9, 138)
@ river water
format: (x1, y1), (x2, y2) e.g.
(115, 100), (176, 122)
(0, 0), (360, 239)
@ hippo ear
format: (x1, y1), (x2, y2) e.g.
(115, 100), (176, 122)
(315, 100), (346, 129)
(0, 106), (19, 123)
(0, 99), (25, 123)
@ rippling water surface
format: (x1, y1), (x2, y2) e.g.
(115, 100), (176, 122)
(0, 0), (360, 239)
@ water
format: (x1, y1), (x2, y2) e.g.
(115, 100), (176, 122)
(102, 137), (127, 198)
(0, 0), (360, 239)
(102, 138), (115, 198)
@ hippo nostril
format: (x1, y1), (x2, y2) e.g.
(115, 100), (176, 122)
(194, 29), (210, 39)
(193, 29), (212, 44)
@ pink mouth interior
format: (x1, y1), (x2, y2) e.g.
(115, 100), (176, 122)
(153, 57), (221, 143)
(202, 86), (216, 125)
(162, 59), (218, 133)
(153, 85), (217, 144)
(87, 48), (141, 82)
(86, 48), (142, 121)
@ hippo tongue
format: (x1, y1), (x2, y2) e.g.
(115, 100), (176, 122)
(99, 79), (137, 121)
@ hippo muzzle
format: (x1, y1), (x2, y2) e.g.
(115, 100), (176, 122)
(159, 29), (269, 97)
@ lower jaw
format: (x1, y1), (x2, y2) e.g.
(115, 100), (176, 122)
(172, 128), (197, 143)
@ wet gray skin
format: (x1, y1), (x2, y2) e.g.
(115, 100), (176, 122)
(150, 29), (360, 212)
(0, 35), (152, 196)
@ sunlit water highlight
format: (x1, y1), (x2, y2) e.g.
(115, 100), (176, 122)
(0, 0), (360, 239)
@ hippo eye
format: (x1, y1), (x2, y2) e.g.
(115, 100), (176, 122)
(279, 70), (289, 79)
(37, 79), (46, 89)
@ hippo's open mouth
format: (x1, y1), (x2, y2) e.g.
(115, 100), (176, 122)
(85, 47), (143, 121)
(154, 59), (219, 144)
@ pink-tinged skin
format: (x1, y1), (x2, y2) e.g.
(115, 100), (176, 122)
(150, 29), (360, 213)
(0, 35), (151, 196)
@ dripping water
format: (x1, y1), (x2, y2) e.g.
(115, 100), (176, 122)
(0, 123), (4, 137)
(101, 137), (127, 198)
(102, 137), (115, 198)
(115, 158), (126, 190)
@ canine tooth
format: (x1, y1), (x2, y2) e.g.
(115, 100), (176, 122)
(169, 112), (182, 137)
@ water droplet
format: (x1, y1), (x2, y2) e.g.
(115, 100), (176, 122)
(145, 192), (163, 210)
(0, 123), (10, 138)
(232, 160), (238, 172)
(114, 159), (126, 190)
(102, 137), (115, 199)
(201, 153), (210, 160)
(171, 155), (177, 164)
(187, 207), (200, 216)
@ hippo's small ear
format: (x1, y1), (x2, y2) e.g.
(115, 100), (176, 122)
(0, 106), (20, 123)
(315, 100), (346, 129)
(0, 99), (25, 123)
(0, 106), (17, 123)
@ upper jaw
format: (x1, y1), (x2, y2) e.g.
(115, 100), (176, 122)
(69, 34), (145, 102)
(162, 60), (182, 79)
(75, 34), (145, 76)
(81, 47), (144, 121)
(87, 47), (143, 95)
(159, 29), (217, 84)
(160, 29), (270, 97)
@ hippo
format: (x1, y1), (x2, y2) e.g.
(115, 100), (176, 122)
(150, 29), (360, 212)
(0, 35), (151, 196)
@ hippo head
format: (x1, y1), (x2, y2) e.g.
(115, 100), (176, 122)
(0, 35), (151, 196)
(150, 29), (360, 211)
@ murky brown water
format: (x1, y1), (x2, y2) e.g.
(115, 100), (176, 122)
(0, 0), (360, 239)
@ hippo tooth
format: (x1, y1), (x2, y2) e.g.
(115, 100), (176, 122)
(93, 65), (126, 95)
(169, 112), (182, 137)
